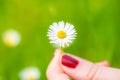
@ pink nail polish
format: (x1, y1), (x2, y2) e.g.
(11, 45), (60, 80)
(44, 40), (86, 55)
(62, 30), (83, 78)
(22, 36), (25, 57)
(62, 55), (79, 68)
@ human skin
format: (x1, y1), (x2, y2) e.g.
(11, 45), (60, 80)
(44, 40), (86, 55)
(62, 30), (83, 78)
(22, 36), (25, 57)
(46, 49), (120, 80)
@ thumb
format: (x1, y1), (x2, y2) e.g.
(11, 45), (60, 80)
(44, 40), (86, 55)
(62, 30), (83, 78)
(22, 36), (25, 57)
(59, 54), (120, 80)
(46, 49), (70, 80)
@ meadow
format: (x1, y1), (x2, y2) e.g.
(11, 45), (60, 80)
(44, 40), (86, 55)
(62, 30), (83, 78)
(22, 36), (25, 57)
(0, 0), (120, 80)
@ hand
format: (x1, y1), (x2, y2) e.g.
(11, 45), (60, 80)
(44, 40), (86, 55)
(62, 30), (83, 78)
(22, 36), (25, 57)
(46, 49), (120, 80)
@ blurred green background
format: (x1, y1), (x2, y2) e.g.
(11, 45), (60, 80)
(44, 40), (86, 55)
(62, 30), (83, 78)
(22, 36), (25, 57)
(0, 0), (120, 80)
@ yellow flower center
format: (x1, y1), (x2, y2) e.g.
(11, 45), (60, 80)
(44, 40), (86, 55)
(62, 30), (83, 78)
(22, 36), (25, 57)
(57, 30), (66, 39)
(28, 76), (35, 80)
(6, 35), (14, 47)
(6, 40), (13, 47)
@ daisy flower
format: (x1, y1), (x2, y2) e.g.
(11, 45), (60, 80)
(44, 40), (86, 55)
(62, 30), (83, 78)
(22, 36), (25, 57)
(47, 21), (77, 48)
(19, 67), (41, 80)
(2, 29), (21, 47)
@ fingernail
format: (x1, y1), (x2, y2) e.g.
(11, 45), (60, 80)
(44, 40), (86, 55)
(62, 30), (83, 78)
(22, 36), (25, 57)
(61, 55), (79, 68)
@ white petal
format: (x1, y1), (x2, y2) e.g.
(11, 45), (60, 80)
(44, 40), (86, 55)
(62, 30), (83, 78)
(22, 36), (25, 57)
(58, 21), (64, 30)
(62, 39), (69, 47)
(52, 22), (59, 29)
(66, 24), (74, 33)
(64, 23), (71, 31)
(67, 30), (76, 36)
(49, 26), (57, 33)
(61, 39), (65, 47)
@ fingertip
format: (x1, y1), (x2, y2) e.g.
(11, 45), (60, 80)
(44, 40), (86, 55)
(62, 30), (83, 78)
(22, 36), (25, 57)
(54, 49), (63, 56)
(47, 49), (70, 80)
(96, 60), (110, 67)
(102, 61), (110, 67)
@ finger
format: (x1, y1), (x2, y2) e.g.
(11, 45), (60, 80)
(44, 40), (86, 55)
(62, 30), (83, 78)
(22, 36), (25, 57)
(59, 54), (120, 80)
(94, 67), (120, 80)
(46, 49), (70, 80)
(96, 61), (110, 67)
(59, 53), (96, 80)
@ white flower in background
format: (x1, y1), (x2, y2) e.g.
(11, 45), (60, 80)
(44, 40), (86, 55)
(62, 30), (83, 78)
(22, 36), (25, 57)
(2, 29), (21, 47)
(19, 67), (41, 80)
(47, 21), (77, 48)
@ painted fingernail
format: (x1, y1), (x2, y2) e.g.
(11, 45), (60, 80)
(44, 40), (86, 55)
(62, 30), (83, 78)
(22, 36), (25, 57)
(62, 55), (79, 68)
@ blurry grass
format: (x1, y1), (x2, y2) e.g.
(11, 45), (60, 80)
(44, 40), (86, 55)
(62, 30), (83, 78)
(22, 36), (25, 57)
(0, 0), (120, 80)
